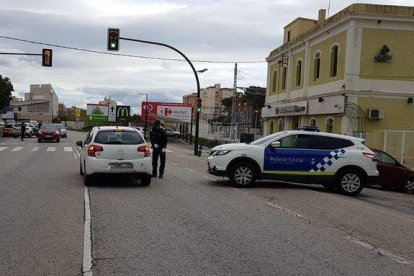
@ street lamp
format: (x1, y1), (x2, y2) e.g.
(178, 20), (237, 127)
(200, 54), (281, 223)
(137, 92), (149, 138)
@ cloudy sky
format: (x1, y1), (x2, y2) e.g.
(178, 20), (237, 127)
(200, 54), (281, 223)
(0, 0), (412, 114)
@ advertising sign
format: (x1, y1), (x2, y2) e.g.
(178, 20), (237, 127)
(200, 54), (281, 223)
(116, 105), (131, 121)
(141, 102), (192, 123)
(108, 104), (116, 122)
(86, 104), (109, 122)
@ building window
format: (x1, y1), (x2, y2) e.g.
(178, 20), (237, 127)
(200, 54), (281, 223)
(310, 118), (317, 126)
(296, 60), (302, 86)
(314, 52), (321, 80)
(330, 45), (338, 77)
(282, 67), (287, 90)
(279, 118), (285, 131)
(326, 117), (334, 133)
(287, 31), (291, 42)
(18, 107), (22, 111)
(269, 120), (274, 134)
(272, 70), (278, 92)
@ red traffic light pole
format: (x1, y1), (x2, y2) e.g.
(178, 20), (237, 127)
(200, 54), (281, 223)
(117, 36), (202, 156)
(0, 49), (52, 67)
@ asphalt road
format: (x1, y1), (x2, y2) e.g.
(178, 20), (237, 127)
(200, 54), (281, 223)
(1, 131), (413, 275)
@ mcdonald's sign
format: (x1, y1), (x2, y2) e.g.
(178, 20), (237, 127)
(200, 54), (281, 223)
(116, 105), (130, 121)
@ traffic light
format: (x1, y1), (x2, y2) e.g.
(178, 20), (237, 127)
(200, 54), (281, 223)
(42, 49), (52, 67)
(197, 98), (202, 113)
(107, 28), (120, 51)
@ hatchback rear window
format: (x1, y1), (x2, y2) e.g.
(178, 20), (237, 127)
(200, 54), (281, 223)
(94, 130), (144, 145)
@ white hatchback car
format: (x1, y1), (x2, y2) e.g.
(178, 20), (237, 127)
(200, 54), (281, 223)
(208, 131), (379, 196)
(76, 126), (152, 186)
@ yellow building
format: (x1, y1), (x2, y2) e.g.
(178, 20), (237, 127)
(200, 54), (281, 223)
(264, 3), (414, 164)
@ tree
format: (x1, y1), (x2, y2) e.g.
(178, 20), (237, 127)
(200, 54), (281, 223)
(0, 75), (14, 113)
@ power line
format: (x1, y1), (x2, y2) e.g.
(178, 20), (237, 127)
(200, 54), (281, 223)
(0, 35), (266, 64)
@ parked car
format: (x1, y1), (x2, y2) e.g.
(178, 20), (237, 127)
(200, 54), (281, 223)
(165, 128), (180, 138)
(135, 127), (145, 137)
(76, 126), (152, 186)
(371, 148), (414, 193)
(24, 123), (35, 137)
(3, 123), (17, 137)
(207, 130), (379, 196)
(54, 123), (68, 138)
(37, 123), (60, 143)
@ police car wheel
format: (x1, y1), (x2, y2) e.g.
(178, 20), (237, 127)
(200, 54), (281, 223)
(229, 162), (256, 187)
(337, 170), (364, 196)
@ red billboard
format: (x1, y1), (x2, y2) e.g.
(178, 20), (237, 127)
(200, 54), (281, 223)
(141, 102), (193, 123)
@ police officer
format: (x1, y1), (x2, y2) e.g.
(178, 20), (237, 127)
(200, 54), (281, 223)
(20, 122), (25, 141)
(150, 120), (168, 178)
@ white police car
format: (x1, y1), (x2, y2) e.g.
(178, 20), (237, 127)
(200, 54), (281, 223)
(207, 131), (379, 196)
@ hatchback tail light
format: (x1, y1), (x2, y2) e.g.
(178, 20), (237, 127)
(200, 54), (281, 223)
(362, 152), (378, 161)
(88, 145), (104, 157)
(138, 145), (150, 157)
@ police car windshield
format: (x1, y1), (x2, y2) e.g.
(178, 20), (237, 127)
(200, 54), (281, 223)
(249, 132), (286, 146)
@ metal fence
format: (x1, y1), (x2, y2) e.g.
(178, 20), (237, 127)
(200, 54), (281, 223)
(383, 130), (414, 168)
(198, 123), (263, 143)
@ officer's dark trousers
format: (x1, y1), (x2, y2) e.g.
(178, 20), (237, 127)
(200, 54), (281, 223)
(152, 148), (166, 176)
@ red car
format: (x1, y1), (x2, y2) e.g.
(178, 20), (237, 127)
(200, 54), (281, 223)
(3, 124), (17, 137)
(37, 123), (60, 143)
(371, 149), (414, 193)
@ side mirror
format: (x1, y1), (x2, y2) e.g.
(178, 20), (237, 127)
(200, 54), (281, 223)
(76, 141), (83, 147)
(270, 141), (281, 148)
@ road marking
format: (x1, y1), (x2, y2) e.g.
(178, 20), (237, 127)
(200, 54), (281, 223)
(32, 147), (39, 151)
(166, 149), (174, 153)
(185, 169), (194, 173)
(203, 175), (216, 181)
(344, 235), (411, 265)
(265, 202), (304, 218)
(64, 147), (73, 152)
(0, 147), (7, 151)
(11, 147), (23, 152)
(46, 147), (56, 152)
(83, 187), (93, 276)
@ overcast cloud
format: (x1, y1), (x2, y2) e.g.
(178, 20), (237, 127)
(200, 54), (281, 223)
(0, 0), (412, 114)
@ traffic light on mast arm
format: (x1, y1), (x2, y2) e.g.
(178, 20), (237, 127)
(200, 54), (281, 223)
(107, 28), (120, 51)
(42, 49), (52, 67)
(197, 98), (202, 113)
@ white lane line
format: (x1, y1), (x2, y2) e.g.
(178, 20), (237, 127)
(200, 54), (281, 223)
(203, 175), (216, 181)
(185, 169), (194, 173)
(265, 202), (304, 218)
(11, 147), (23, 152)
(344, 236), (411, 265)
(32, 147), (39, 151)
(0, 147), (7, 151)
(47, 147), (56, 152)
(83, 187), (93, 276)
(166, 149), (174, 153)
(64, 147), (73, 152)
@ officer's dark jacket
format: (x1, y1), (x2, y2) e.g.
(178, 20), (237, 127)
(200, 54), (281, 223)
(150, 126), (168, 149)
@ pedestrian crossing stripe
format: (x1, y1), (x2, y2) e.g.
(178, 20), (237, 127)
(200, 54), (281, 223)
(64, 147), (73, 152)
(32, 147), (39, 151)
(0, 147), (7, 151)
(0, 146), (75, 152)
(11, 147), (23, 152)
(47, 147), (56, 152)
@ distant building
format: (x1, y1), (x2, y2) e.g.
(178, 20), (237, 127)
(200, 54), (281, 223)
(10, 84), (59, 122)
(182, 93), (197, 122)
(200, 84), (233, 122)
(264, 3), (414, 152)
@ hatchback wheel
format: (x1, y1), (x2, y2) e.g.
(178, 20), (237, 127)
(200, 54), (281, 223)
(140, 174), (151, 186)
(403, 179), (414, 194)
(229, 162), (256, 187)
(336, 170), (364, 196)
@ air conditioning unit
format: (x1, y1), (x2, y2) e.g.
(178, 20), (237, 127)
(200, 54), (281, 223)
(368, 109), (384, 119)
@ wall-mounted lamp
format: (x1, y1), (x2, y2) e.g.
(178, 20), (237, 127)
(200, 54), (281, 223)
(318, 97), (324, 102)
(408, 97), (413, 104)
(341, 84), (346, 90)
(267, 105), (271, 108)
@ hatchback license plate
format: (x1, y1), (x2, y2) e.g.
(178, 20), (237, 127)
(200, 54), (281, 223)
(110, 162), (133, 169)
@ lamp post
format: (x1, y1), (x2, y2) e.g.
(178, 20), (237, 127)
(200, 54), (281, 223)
(118, 36), (202, 155)
(137, 92), (149, 138)
(254, 110), (259, 140)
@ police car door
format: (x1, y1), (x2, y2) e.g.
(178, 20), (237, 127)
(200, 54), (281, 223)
(263, 134), (311, 182)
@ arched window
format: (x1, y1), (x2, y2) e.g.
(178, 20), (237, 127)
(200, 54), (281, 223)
(330, 45), (338, 77)
(326, 117), (334, 133)
(282, 67), (287, 90)
(272, 70), (278, 92)
(310, 118), (317, 126)
(296, 60), (302, 86)
(314, 52), (321, 80)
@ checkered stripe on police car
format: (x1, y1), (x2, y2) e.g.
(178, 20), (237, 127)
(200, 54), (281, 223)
(310, 149), (346, 172)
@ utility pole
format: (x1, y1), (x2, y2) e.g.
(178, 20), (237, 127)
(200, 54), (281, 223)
(230, 63), (237, 142)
